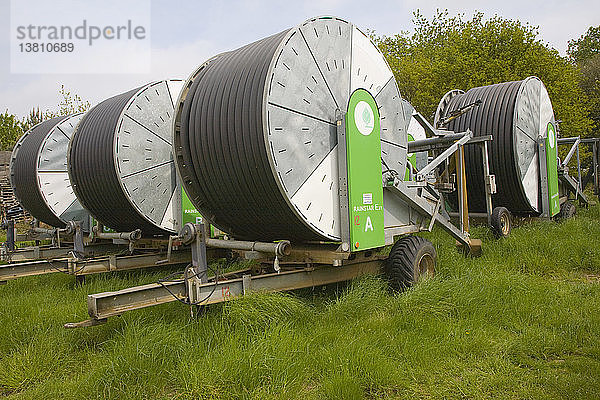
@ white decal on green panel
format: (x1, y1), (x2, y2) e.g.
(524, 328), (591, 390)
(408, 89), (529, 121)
(354, 100), (375, 136)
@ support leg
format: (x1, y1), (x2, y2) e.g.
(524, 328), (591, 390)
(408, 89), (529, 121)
(480, 141), (495, 226)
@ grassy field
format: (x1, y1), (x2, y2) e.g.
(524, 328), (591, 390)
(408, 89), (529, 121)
(1, 205), (600, 399)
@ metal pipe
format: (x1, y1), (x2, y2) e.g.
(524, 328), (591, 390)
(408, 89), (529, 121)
(562, 137), (580, 167)
(577, 142), (582, 190)
(416, 131), (472, 178)
(448, 212), (489, 218)
(557, 137), (580, 144)
(410, 134), (493, 153)
(92, 226), (142, 241)
(595, 142), (599, 195)
(581, 138), (600, 144)
(456, 144), (469, 233)
(408, 133), (465, 152)
(205, 238), (291, 257)
(32, 227), (57, 235)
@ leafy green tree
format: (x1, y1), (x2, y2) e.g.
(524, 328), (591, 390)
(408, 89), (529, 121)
(0, 111), (24, 151)
(373, 10), (593, 138)
(44, 85), (91, 119)
(20, 107), (44, 132)
(568, 26), (600, 130)
(568, 26), (600, 63)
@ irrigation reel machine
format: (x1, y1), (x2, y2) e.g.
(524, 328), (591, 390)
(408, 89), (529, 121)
(66, 16), (498, 327)
(2, 112), (93, 262)
(0, 80), (226, 282)
(436, 78), (597, 236)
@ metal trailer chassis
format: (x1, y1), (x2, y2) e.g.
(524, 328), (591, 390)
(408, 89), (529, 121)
(1, 219), (70, 262)
(443, 128), (596, 235)
(1, 217), (100, 263)
(0, 218), (229, 284)
(557, 136), (600, 206)
(67, 113), (493, 328)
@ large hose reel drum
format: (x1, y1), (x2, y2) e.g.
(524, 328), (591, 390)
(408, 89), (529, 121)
(437, 77), (556, 214)
(10, 114), (91, 229)
(174, 16), (408, 242)
(69, 80), (184, 235)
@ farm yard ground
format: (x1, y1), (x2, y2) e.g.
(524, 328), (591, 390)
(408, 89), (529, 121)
(0, 203), (599, 399)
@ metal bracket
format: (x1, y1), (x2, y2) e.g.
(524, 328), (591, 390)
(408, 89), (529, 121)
(187, 223), (208, 283)
(336, 110), (351, 253)
(428, 197), (442, 231)
(386, 179), (470, 249)
(6, 220), (15, 252)
(478, 140), (495, 226)
(412, 112), (456, 137)
(73, 221), (85, 257)
(560, 136), (581, 168)
(109, 255), (117, 272)
(557, 136), (587, 205)
(537, 137), (550, 218)
(416, 130), (473, 179)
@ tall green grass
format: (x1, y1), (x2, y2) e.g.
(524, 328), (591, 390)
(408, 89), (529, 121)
(1, 205), (600, 399)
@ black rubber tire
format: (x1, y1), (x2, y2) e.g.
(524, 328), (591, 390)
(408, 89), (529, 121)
(558, 200), (576, 220)
(491, 206), (512, 238)
(385, 236), (436, 291)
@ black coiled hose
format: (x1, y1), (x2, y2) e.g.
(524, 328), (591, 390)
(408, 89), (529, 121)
(68, 87), (168, 235)
(178, 30), (325, 242)
(445, 80), (535, 214)
(11, 117), (66, 228)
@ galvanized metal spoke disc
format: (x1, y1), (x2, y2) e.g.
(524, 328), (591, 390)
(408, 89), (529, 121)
(10, 114), (90, 228)
(115, 80), (184, 231)
(434, 89), (464, 128)
(37, 113), (90, 226)
(513, 77), (555, 212)
(264, 17), (407, 240)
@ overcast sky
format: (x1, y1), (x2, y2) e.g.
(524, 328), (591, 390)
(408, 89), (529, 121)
(1, 0), (598, 118)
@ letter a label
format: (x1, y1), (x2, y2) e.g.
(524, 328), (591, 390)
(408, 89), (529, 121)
(364, 216), (373, 232)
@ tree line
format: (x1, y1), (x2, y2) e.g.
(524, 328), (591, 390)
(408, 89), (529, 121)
(374, 10), (598, 139)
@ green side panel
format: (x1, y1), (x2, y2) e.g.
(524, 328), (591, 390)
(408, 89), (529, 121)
(546, 122), (560, 216)
(93, 187), (207, 234)
(181, 187), (204, 226)
(345, 89), (385, 251)
(405, 133), (416, 181)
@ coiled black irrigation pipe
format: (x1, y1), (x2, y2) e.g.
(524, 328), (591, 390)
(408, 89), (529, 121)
(443, 77), (555, 215)
(69, 81), (182, 236)
(175, 16), (407, 242)
(10, 114), (89, 228)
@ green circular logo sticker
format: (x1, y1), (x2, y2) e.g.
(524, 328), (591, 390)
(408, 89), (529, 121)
(547, 123), (556, 149)
(354, 100), (375, 136)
